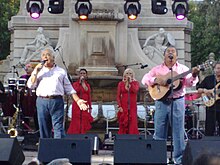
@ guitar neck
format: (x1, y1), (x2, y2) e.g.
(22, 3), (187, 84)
(172, 69), (192, 82)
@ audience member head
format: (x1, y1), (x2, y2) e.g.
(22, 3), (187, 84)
(193, 152), (220, 165)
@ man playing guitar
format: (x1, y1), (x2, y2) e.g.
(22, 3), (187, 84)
(142, 46), (199, 164)
(197, 61), (220, 136)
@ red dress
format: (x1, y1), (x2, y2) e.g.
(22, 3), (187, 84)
(117, 80), (139, 134)
(67, 80), (93, 134)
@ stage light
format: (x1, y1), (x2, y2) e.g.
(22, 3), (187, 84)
(151, 0), (168, 15)
(48, 0), (64, 14)
(26, 0), (44, 19)
(75, 0), (92, 20)
(172, 0), (189, 20)
(124, 0), (141, 20)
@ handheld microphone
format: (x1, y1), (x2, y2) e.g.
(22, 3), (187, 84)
(80, 76), (85, 84)
(141, 64), (148, 69)
(41, 59), (48, 65)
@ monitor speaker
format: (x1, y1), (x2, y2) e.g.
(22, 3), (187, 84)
(183, 139), (220, 165)
(0, 138), (25, 165)
(114, 134), (167, 164)
(38, 138), (91, 164)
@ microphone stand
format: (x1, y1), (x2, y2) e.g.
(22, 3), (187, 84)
(12, 65), (19, 78)
(56, 47), (72, 129)
(212, 69), (218, 136)
(56, 48), (73, 83)
(79, 81), (83, 134)
(127, 81), (131, 134)
(168, 58), (174, 164)
(117, 63), (142, 70)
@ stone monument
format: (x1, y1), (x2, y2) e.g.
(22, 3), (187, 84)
(0, 0), (193, 102)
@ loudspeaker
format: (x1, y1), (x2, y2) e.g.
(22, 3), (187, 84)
(114, 134), (167, 164)
(38, 138), (91, 164)
(183, 139), (220, 165)
(65, 134), (99, 154)
(115, 134), (153, 140)
(0, 138), (25, 165)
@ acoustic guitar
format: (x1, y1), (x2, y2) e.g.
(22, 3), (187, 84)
(148, 61), (210, 100)
(202, 82), (220, 107)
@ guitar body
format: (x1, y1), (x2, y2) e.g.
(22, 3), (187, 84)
(148, 61), (211, 100)
(148, 71), (181, 100)
(202, 83), (220, 107)
(202, 93), (215, 107)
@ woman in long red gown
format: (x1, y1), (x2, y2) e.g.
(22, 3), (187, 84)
(67, 69), (93, 134)
(117, 68), (139, 134)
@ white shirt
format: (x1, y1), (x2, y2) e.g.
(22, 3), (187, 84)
(27, 65), (76, 96)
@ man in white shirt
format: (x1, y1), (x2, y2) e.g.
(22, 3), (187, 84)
(27, 48), (88, 138)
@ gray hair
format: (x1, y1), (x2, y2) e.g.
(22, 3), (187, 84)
(42, 46), (55, 57)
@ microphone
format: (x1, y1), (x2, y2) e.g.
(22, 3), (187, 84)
(168, 54), (173, 60)
(41, 59), (48, 65)
(166, 78), (172, 85)
(80, 76), (85, 84)
(54, 46), (61, 51)
(141, 64), (148, 69)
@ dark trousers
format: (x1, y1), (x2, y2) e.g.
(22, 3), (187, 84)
(205, 109), (220, 136)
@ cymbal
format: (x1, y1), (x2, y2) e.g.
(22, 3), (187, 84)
(185, 90), (198, 94)
(192, 100), (204, 106)
(185, 92), (200, 101)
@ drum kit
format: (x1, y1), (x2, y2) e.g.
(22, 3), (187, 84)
(1, 77), (37, 135)
(184, 90), (205, 139)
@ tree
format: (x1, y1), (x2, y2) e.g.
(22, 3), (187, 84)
(189, 0), (220, 66)
(0, 0), (19, 60)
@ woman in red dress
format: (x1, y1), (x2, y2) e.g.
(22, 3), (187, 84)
(67, 69), (93, 134)
(117, 68), (139, 134)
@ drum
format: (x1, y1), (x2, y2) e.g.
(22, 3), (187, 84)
(91, 104), (99, 122)
(185, 105), (195, 131)
(146, 105), (155, 123)
(67, 103), (99, 122)
(20, 89), (37, 117)
(193, 101), (206, 121)
(8, 78), (16, 91)
(17, 78), (27, 89)
(102, 104), (117, 122)
(137, 105), (146, 122)
(2, 85), (16, 117)
(66, 104), (72, 120)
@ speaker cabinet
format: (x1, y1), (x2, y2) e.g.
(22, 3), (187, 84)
(38, 138), (91, 164)
(183, 139), (220, 165)
(0, 138), (25, 165)
(114, 134), (167, 164)
(65, 134), (99, 154)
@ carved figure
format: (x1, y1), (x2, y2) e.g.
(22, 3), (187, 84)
(142, 28), (175, 62)
(19, 27), (50, 64)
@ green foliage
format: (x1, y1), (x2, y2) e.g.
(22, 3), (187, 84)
(0, 0), (20, 60)
(189, 0), (220, 66)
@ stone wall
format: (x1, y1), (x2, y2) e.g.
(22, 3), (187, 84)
(2, 0), (193, 87)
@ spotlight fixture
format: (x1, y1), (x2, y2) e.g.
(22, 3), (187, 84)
(48, 0), (64, 14)
(124, 0), (141, 20)
(151, 0), (168, 15)
(172, 0), (189, 20)
(75, 0), (92, 20)
(26, 0), (44, 19)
